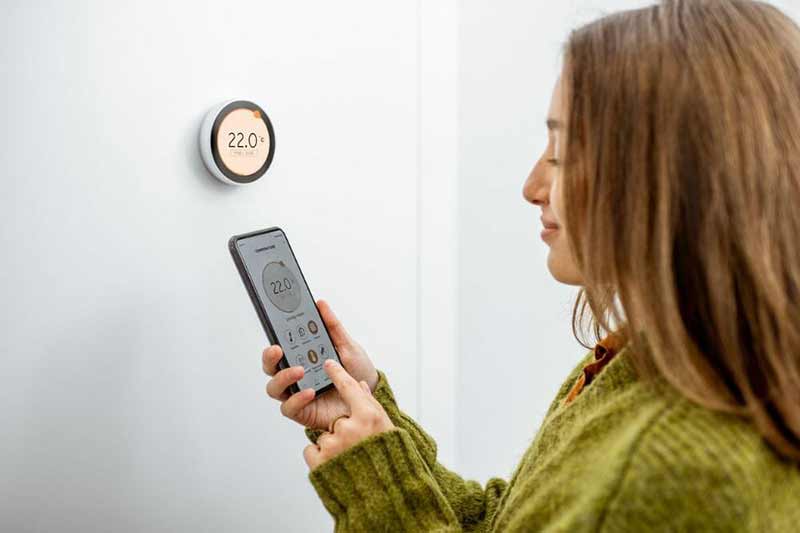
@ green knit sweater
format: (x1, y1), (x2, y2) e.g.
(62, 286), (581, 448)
(304, 343), (800, 531)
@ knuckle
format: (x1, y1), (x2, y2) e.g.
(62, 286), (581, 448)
(266, 379), (281, 399)
(276, 368), (291, 387)
(367, 410), (382, 425)
(335, 419), (351, 435)
(363, 409), (384, 429)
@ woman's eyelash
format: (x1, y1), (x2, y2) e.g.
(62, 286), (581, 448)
(547, 157), (560, 166)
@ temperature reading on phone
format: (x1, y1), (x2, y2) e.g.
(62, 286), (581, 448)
(270, 278), (293, 294)
(262, 261), (301, 312)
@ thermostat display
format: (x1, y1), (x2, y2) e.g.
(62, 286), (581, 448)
(199, 100), (275, 185)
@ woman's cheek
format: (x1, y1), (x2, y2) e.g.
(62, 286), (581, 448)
(550, 174), (563, 224)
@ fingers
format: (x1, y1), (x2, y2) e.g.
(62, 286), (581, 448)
(280, 387), (315, 419)
(323, 359), (367, 414)
(262, 344), (284, 376)
(359, 380), (382, 409)
(266, 365), (305, 400)
(317, 430), (338, 449)
(302, 377), (391, 472)
(303, 442), (322, 469)
(316, 300), (354, 349)
(307, 424), (345, 470)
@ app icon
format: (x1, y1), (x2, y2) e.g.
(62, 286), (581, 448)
(285, 329), (295, 345)
(298, 325), (307, 338)
(308, 320), (319, 335)
(307, 349), (319, 364)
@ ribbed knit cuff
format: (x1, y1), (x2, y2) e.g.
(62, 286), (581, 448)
(308, 427), (458, 531)
(372, 369), (439, 468)
(372, 368), (398, 405)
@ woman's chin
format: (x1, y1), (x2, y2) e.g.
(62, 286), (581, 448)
(546, 249), (583, 286)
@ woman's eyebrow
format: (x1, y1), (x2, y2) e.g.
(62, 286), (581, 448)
(546, 118), (563, 131)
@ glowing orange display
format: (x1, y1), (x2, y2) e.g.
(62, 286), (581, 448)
(216, 108), (271, 176)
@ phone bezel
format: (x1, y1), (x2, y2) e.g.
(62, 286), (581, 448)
(228, 226), (339, 397)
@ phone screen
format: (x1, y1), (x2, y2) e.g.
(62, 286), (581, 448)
(235, 228), (338, 391)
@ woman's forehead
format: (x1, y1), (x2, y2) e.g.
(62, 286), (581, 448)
(548, 75), (564, 120)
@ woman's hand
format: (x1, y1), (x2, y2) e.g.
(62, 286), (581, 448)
(303, 358), (395, 470)
(261, 299), (379, 431)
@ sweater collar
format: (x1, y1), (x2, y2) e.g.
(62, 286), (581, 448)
(564, 331), (629, 405)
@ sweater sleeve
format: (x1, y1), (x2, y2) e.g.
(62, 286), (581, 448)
(305, 369), (509, 532)
(308, 427), (462, 532)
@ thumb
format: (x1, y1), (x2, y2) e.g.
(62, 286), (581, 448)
(317, 299), (354, 348)
(359, 380), (383, 410)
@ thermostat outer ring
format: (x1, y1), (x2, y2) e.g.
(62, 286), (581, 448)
(199, 99), (276, 185)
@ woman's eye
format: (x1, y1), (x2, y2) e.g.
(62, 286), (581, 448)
(547, 157), (560, 166)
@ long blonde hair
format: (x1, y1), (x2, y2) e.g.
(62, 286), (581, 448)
(563, 0), (800, 462)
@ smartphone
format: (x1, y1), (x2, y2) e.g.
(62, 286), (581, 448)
(229, 226), (342, 396)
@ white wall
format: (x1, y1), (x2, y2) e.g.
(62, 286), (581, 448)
(0, 1), (424, 531)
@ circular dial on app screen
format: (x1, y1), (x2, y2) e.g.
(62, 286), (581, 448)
(262, 261), (301, 312)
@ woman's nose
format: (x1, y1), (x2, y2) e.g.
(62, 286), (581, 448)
(523, 159), (550, 206)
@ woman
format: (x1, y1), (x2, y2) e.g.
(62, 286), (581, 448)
(263, 0), (800, 530)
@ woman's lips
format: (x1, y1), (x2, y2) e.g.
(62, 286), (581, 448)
(541, 227), (560, 241)
(540, 216), (560, 242)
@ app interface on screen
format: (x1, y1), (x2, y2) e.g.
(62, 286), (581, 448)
(238, 230), (336, 390)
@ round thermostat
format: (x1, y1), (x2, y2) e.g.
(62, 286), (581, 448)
(199, 99), (275, 185)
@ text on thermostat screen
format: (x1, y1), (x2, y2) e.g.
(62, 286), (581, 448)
(216, 108), (271, 176)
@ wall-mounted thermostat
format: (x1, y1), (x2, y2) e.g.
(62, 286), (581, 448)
(199, 99), (275, 185)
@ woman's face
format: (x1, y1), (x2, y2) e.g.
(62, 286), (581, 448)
(523, 75), (583, 285)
